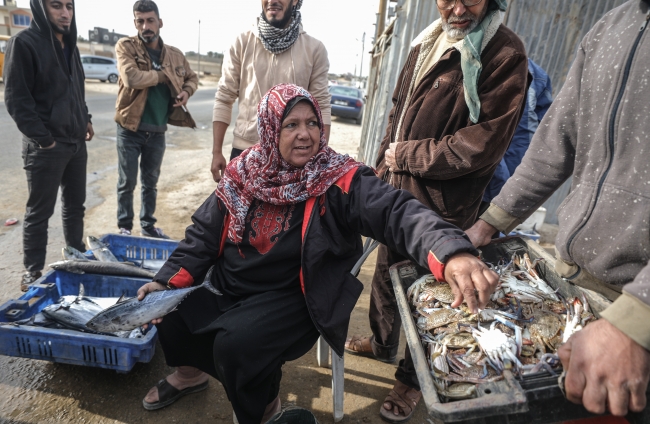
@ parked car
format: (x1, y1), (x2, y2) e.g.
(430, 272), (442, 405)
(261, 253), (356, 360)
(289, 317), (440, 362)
(81, 55), (119, 84)
(329, 85), (364, 125)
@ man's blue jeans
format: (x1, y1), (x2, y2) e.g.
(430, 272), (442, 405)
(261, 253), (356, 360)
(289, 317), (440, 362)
(116, 125), (165, 231)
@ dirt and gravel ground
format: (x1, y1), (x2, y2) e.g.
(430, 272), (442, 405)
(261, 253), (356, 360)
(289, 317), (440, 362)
(0, 81), (433, 423)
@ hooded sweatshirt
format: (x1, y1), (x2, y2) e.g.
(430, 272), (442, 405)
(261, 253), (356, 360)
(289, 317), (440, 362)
(213, 21), (331, 151)
(4, 0), (90, 148)
(480, 0), (650, 350)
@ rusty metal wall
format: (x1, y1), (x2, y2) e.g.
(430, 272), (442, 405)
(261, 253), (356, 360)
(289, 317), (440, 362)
(358, 0), (628, 224)
(505, 0), (627, 94)
(358, 0), (440, 166)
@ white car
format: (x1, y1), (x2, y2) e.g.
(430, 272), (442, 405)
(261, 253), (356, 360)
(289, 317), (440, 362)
(81, 55), (119, 84)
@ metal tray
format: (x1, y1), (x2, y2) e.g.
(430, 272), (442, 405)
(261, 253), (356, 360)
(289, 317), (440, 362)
(390, 236), (650, 423)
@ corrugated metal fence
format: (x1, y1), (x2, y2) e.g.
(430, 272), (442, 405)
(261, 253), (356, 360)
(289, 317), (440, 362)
(358, 0), (627, 224)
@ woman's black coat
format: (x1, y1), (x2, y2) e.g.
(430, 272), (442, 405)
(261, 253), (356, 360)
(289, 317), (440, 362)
(154, 166), (477, 356)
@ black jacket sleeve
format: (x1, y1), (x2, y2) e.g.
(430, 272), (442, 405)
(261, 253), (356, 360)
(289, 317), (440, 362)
(4, 37), (55, 148)
(153, 194), (226, 287)
(334, 166), (478, 269)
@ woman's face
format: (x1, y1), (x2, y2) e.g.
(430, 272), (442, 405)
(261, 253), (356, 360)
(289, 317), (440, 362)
(279, 101), (321, 168)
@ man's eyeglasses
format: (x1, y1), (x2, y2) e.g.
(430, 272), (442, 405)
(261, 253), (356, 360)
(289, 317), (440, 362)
(436, 0), (484, 11)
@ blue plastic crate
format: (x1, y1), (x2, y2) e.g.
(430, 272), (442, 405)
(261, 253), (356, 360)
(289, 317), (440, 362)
(97, 233), (179, 263)
(0, 270), (157, 373)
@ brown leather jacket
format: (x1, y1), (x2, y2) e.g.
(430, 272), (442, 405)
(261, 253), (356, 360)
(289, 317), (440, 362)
(376, 25), (528, 230)
(114, 35), (198, 131)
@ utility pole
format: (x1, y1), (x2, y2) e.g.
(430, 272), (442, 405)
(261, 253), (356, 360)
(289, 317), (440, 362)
(197, 20), (201, 83)
(359, 32), (366, 84)
(376, 0), (388, 41)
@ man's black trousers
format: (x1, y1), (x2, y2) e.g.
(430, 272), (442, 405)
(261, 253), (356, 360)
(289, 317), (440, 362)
(22, 140), (87, 272)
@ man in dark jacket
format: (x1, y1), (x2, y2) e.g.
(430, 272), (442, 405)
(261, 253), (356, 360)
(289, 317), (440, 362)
(344, 0), (528, 420)
(482, 58), (552, 205)
(4, 0), (93, 291)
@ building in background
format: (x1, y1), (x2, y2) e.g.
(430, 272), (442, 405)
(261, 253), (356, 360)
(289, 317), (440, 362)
(0, 0), (32, 37)
(89, 27), (128, 47)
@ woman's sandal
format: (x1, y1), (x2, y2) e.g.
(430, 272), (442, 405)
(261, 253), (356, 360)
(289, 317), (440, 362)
(142, 378), (209, 411)
(379, 381), (422, 423)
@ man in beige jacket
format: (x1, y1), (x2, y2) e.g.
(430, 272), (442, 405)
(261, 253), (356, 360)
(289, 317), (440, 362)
(210, 0), (331, 182)
(114, 0), (198, 238)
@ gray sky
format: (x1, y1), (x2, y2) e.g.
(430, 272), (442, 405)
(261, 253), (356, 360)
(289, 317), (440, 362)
(17, 0), (379, 76)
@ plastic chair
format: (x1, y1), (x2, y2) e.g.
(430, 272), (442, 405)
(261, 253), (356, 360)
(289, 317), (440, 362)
(316, 238), (380, 422)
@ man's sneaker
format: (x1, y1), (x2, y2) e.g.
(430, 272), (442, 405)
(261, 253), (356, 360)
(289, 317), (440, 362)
(21, 271), (42, 292)
(119, 228), (132, 236)
(141, 226), (170, 239)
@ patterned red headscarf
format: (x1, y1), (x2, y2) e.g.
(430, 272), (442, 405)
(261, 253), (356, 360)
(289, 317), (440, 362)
(216, 83), (361, 244)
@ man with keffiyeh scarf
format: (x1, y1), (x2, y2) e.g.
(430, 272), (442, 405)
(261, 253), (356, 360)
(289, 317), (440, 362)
(344, 0), (529, 420)
(211, 0), (332, 183)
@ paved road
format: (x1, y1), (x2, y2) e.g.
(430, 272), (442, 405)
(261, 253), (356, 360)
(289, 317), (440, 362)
(0, 83), (233, 227)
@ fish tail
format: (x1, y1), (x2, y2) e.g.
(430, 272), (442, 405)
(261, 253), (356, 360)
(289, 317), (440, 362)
(201, 281), (222, 296)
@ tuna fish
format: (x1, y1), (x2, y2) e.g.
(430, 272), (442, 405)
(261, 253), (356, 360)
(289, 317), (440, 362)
(62, 246), (90, 262)
(49, 260), (156, 279)
(86, 281), (222, 332)
(36, 286), (140, 337)
(87, 236), (120, 262)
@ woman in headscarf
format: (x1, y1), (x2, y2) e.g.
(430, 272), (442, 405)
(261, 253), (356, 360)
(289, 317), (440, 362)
(138, 84), (497, 423)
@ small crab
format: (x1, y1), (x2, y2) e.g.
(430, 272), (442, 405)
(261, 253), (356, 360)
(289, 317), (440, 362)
(470, 321), (522, 373)
(417, 308), (464, 331)
(528, 309), (563, 354)
(407, 275), (455, 305)
(562, 297), (594, 343)
(434, 381), (477, 400)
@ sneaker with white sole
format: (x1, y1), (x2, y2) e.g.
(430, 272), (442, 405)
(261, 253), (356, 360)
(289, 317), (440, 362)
(21, 271), (42, 292)
(119, 228), (132, 236)
(141, 226), (170, 239)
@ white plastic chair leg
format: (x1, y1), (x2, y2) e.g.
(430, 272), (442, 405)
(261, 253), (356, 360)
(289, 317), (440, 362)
(317, 336), (330, 368)
(332, 351), (344, 422)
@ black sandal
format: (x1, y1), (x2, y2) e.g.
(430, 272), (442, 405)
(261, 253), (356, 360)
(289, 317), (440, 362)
(142, 378), (209, 411)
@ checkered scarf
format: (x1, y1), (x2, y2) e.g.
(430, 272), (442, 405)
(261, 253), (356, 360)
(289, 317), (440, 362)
(258, 0), (303, 55)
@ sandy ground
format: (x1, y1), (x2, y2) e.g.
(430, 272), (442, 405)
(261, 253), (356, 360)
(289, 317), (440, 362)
(0, 80), (563, 423)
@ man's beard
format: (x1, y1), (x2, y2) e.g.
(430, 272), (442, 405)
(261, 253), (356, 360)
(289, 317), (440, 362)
(442, 11), (482, 39)
(50, 21), (71, 35)
(263, 3), (294, 29)
(139, 31), (159, 45)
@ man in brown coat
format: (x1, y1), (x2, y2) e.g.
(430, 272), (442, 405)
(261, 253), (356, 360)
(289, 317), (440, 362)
(114, 0), (198, 239)
(345, 0), (528, 420)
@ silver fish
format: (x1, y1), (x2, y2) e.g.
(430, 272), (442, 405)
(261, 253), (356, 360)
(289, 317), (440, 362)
(87, 236), (119, 262)
(86, 281), (222, 332)
(43, 298), (105, 331)
(49, 260), (156, 279)
(62, 246), (89, 262)
(135, 259), (168, 272)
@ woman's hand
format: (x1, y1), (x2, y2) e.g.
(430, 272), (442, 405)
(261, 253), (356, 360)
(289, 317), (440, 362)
(137, 282), (168, 327)
(443, 253), (499, 313)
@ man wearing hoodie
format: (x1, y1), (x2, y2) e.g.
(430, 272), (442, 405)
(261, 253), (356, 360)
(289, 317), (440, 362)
(344, 0), (528, 420)
(467, 0), (650, 417)
(114, 0), (198, 239)
(210, 0), (331, 182)
(4, 0), (93, 291)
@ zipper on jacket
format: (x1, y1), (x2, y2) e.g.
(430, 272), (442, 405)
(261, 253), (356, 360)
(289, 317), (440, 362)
(299, 198), (339, 353)
(565, 11), (650, 256)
